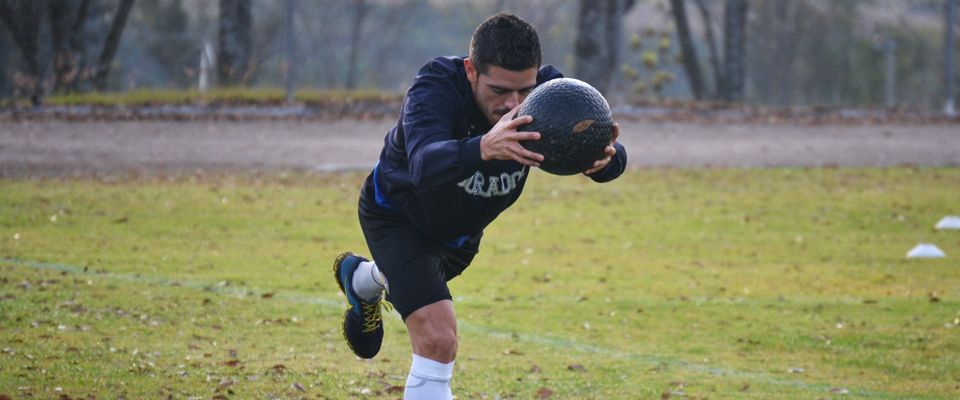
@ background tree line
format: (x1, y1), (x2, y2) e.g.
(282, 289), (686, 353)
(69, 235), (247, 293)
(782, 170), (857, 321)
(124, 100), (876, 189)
(1, 0), (957, 110)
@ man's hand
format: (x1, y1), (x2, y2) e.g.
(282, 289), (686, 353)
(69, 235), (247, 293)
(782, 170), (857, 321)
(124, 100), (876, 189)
(479, 106), (544, 167)
(584, 123), (620, 175)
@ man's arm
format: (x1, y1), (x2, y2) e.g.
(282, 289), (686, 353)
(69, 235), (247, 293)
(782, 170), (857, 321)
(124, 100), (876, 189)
(402, 62), (486, 189)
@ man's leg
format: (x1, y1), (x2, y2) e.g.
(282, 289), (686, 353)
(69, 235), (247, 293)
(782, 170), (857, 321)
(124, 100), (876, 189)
(403, 300), (457, 399)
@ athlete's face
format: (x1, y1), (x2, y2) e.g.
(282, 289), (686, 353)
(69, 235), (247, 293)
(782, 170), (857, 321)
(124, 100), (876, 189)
(465, 59), (538, 125)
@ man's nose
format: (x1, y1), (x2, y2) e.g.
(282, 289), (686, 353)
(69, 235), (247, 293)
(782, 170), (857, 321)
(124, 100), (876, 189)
(504, 92), (520, 109)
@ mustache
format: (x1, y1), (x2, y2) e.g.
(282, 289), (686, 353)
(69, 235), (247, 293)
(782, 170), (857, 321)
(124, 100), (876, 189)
(492, 107), (511, 116)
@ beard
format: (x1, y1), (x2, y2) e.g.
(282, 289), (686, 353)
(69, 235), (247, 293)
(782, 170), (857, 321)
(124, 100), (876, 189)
(489, 107), (511, 123)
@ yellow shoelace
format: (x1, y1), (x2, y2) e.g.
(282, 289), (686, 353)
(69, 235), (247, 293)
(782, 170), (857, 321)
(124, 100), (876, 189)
(361, 301), (393, 333)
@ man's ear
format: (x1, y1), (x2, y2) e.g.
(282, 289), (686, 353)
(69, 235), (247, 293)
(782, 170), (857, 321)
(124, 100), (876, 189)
(464, 58), (477, 85)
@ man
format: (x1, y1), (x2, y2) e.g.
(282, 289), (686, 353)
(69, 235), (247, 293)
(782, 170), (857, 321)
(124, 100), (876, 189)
(333, 13), (626, 399)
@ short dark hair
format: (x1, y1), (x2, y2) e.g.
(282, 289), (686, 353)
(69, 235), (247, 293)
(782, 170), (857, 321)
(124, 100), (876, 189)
(469, 13), (542, 75)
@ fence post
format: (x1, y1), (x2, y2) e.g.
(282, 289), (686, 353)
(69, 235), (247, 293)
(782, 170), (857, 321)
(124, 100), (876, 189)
(199, 42), (214, 93)
(286, 0), (296, 104)
(946, 0), (956, 116)
(884, 39), (896, 108)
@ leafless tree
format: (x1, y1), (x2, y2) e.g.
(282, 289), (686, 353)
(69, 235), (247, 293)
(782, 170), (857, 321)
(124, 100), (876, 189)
(575, 0), (635, 96)
(720, 0), (747, 101)
(48, 0), (90, 93)
(346, 0), (369, 90)
(670, 0), (704, 100)
(93, 0), (135, 91)
(693, 0), (721, 98)
(0, 0), (44, 104)
(217, 0), (251, 86)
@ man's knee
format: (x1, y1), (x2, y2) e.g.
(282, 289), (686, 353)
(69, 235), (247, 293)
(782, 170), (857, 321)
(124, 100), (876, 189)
(420, 328), (458, 357)
(406, 300), (458, 362)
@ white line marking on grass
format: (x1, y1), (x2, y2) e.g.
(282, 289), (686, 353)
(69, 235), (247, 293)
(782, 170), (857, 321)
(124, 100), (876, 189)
(3, 257), (905, 399)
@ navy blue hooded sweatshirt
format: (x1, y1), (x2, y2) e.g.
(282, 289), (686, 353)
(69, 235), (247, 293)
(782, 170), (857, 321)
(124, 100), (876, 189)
(372, 56), (627, 243)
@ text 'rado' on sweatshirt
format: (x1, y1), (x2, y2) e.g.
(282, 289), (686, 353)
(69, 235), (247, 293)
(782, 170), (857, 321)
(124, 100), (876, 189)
(371, 56), (627, 243)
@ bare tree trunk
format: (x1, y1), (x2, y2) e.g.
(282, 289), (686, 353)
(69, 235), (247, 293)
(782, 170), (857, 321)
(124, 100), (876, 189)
(693, 0), (721, 98)
(48, 0), (77, 92)
(217, 0), (251, 86)
(346, 0), (368, 90)
(0, 0), (45, 104)
(94, 0), (135, 91)
(772, 1), (798, 106)
(42, 0), (90, 93)
(575, 0), (622, 96)
(670, 0), (704, 100)
(0, 21), (9, 97)
(68, 0), (90, 92)
(721, 0), (747, 102)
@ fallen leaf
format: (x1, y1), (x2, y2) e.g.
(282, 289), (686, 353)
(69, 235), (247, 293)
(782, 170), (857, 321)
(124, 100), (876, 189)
(740, 384), (750, 391)
(530, 364), (542, 373)
(664, 390), (686, 397)
(113, 216), (128, 224)
(261, 292), (275, 299)
(831, 388), (849, 394)
(504, 349), (523, 355)
(567, 365), (586, 372)
(291, 382), (306, 392)
(219, 380), (234, 388)
(537, 387), (554, 399)
(188, 344), (200, 350)
(246, 375), (259, 381)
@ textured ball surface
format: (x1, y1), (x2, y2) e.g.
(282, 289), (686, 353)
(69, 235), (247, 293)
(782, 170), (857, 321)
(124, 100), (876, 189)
(516, 78), (614, 175)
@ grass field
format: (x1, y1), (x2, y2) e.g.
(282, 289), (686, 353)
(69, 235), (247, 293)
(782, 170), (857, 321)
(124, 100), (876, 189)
(1, 167), (959, 399)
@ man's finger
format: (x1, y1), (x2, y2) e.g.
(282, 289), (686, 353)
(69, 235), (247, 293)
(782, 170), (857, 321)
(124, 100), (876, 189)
(507, 114), (533, 128)
(511, 130), (540, 141)
(609, 124), (620, 145)
(516, 147), (544, 162)
(512, 152), (540, 167)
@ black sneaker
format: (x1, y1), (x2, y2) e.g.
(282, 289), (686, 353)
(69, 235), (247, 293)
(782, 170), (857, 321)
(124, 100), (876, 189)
(333, 251), (390, 359)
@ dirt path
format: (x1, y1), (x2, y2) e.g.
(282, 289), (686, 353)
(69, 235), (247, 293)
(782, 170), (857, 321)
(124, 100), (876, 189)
(1, 119), (958, 176)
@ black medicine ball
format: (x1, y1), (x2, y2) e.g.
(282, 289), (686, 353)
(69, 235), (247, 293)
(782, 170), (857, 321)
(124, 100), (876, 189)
(516, 78), (614, 176)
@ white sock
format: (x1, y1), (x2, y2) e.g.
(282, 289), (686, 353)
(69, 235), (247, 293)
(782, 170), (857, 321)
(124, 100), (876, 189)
(404, 354), (454, 400)
(351, 260), (386, 302)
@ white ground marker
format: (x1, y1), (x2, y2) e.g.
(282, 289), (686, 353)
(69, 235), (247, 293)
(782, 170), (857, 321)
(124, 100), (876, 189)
(907, 244), (946, 258)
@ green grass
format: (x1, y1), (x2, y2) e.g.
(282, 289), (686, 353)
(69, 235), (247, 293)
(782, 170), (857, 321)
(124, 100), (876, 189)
(1, 167), (959, 399)
(3, 88), (402, 108)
